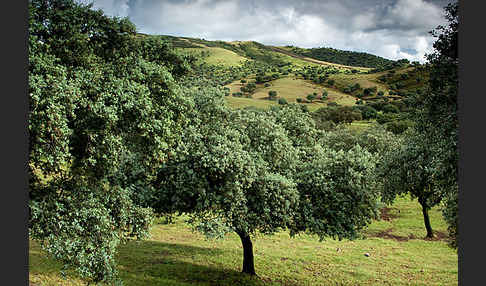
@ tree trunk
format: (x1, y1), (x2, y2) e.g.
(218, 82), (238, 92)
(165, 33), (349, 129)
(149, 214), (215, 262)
(420, 201), (434, 238)
(237, 231), (256, 275)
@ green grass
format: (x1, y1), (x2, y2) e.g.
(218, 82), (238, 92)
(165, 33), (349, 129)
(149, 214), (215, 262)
(225, 76), (357, 111)
(347, 120), (377, 132)
(29, 196), (457, 285)
(177, 46), (250, 67)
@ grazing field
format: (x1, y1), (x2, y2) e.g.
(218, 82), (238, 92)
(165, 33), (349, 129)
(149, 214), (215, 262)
(29, 197), (457, 286)
(225, 76), (357, 111)
(177, 46), (250, 67)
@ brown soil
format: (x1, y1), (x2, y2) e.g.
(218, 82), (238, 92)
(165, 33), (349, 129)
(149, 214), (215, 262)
(373, 228), (410, 241)
(370, 228), (449, 242)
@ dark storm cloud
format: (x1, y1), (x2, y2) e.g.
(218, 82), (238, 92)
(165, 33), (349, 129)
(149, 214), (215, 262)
(87, 0), (453, 62)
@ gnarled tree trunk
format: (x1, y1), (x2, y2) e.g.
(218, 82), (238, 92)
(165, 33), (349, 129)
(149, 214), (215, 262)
(237, 231), (256, 275)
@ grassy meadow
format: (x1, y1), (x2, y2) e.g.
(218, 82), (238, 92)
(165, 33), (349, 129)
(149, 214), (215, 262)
(224, 76), (357, 111)
(29, 196), (457, 286)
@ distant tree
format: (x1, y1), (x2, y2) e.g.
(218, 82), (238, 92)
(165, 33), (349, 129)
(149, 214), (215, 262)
(385, 120), (414, 135)
(376, 113), (399, 124)
(354, 105), (377, 120)
(268, 90), (278, 99)
(383, 104), (400, 113)
(306, 93), (316, 102)
(322, 89), (328, 100)
(278, 98), (288, 105)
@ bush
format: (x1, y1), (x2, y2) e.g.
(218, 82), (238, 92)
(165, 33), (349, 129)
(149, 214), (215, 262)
(306, 93), (316, 102)
(385, 120), (415, 134)
(313, 106), (362, 124)
(327, 79), (335, 86)
(363, 86), (377, 96)
(296, 98), (303, 103)
(322, 90), (328, 100)
(278, 98), (288, 105)
(268, 90), (277, 99)
(240, 79), (247, 83)
(353, 105), (377, 119)
(376, 113), (399, 124)
(264, 83), (271, 87)
(383, 104), (400, 113)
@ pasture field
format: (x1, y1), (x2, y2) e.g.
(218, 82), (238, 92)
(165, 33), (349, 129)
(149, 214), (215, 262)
(224, 76), (357, 111)
(178, 46), (250, 67)
(29, 197), (457, 286)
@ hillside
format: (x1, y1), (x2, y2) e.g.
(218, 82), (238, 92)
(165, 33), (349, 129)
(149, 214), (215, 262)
(285, 45), (396, 69)
(155, 34), (429, 128)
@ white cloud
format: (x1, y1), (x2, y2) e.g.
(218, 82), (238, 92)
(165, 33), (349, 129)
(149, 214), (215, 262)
(88, 0), (448, 63)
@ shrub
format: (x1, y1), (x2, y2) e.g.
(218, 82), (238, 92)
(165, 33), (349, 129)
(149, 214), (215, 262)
(353, 105), (377, 119)
(322, 90), (328, 100)
(268, 90), (278, 99)
(240, 79), (247, 83)
(306, 94), (316, 102)
(278, 98), (288, 105)
(264, 83), (271, 87)
(327, 79), (335, 86)
(376, 113), (399, 124)
(385, 120), (415, 134)
(383, 104), (399, 113)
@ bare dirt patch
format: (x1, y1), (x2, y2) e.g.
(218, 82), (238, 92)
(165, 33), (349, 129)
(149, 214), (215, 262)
(370, 228), (449, 242)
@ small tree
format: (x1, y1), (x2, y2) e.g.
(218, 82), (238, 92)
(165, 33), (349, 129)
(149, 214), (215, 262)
(379, 131), (445, 238)
(306, 93), (316, 102)
(268, 90), (278, 100)
(278, 98), (288, 105)
(322, 89), (328, 100)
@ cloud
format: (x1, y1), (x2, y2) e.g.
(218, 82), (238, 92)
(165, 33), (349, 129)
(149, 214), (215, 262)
(86, 0), (452, 63)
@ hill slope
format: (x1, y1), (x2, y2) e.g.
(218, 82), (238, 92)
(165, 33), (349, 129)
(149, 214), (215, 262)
(286, 46), (396, 69)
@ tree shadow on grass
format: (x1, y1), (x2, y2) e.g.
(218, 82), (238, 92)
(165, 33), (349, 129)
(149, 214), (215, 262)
(115, 240), (268, 286)
(30, 240), (269, 286)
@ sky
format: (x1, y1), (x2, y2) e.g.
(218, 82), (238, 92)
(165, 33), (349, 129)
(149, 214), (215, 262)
(85, 0), (453, 63)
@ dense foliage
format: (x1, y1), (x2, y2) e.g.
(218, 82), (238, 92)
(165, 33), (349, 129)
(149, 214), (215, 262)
(289, 46), (395, 68)
(147, 91), (382, 274)
(379, 1), (458, 246)
(29, 0), (193, 282)
(419, 1), (458, 247)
